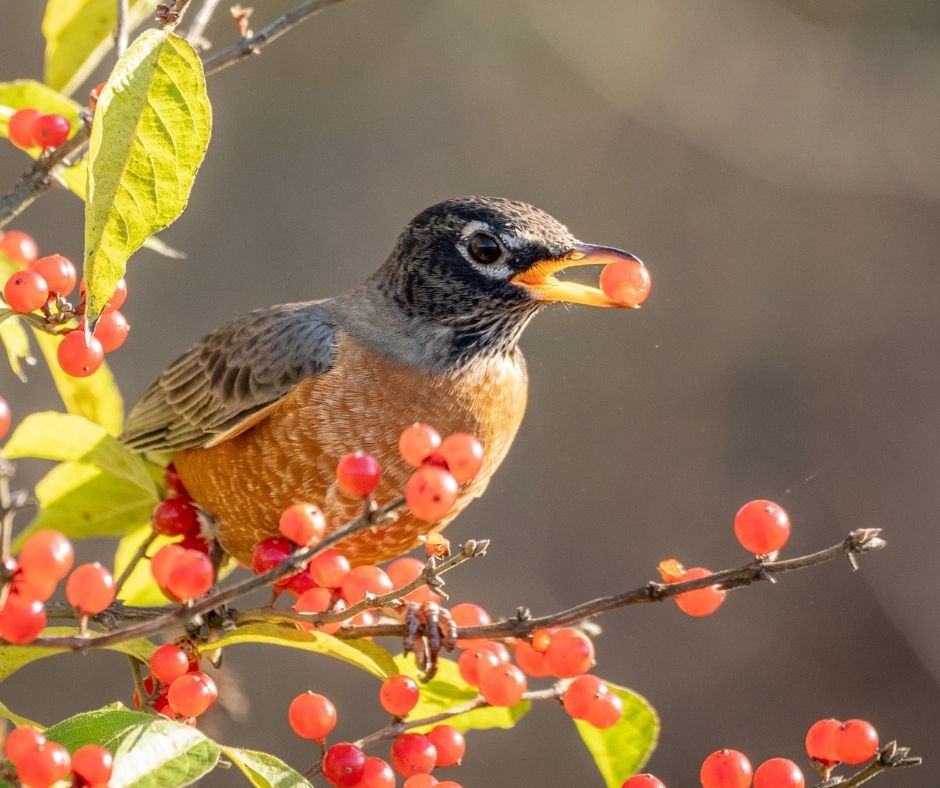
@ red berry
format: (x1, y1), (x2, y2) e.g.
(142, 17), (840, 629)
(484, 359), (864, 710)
(164, 549), (214, 601)
(8, 109), (40, 149)
(30, 254), (76, 297)
(279, 503), (326, 546)
(251, 536), (294, 575)
(544, 628), (595, 678)
(457, 644), (500, 686)
(151, 544), (186, 589)
(4, 269), (48, 312)
(341, 565), (393, 605)
(404, 466), (459, 521)
(403, 776), (439, 788)
(584, 691), (623, 728)
(283, 569), (319, 597)
(0, 230), (38, 265)
(288, 691), (337, 740)
(56, 330), (104, 377)
(386, 556), (438, 604)
(805, 718), (842, 765)
(438, 433), (484, 483)
(71, 744), (114, 787)
(10, 566), (57, 602)
(178, 531), (211, 555)
(15, 740), (70, 788)
(336, 452), (382, 497)
(352, 756), (395, 788)
(32, 114), (71, 148)
(426, 725), (465, 767)
(479, 663), (527, 706)
(89, 82), (107, 111)
(79, 277), (127, 313)
(379, 674), (420, 717)
(599, 258), (652, 307)
(399, 423), (442, 467)
(563, 674), (608, 720)
(450, 602), (490, 648)
(514, 639), (551, 677)
(5, 725), (45, 765)
(149, 643), (191, 684)
(323, 742), (366, 787)
(390, 733), (437, 777)
(163, 462), (188, 497)
(309, 549), (351, 588)
(19, 529), (74, 582)
(753, 758), (804, 788)
(672, 567), (726, 617)
(65, 562), (115, 614)
(294, 587), (345, 634)
(835, 719), (879, 765)
(152, 497), (199, 536)
(94, 310), (130, 353)
(623, 776), (666, 788)
(0, 395), (10, 440)
(734, 499), (791, 555)
(700, 749), (753, 788)
(167, 671), (218, 717)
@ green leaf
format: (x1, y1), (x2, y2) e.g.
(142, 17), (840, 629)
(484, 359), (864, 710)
(221, 746), (314, 788)
(84, 29), (211, 320)
(0, 627), (154, 685)
(114, 525), (171, 605)
(573, 683), (659, 787)
(42, 0), (152, 97)
(45, 706), (220, 787)
(0, 315), (34, 381)
(17, 460), (156, 544)
(5, 412), (149, 489)
(33, 331), (124, 436)
(0, 80), (87, 197)
(214, 622), (397, 680)
(393, 654), (531, 732)
(0, 700), (43, 730)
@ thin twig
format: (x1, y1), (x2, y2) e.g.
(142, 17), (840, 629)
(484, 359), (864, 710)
(333, 529), (887, 641)
(813, 741), (922, 787)
(116, 0), (130, 57)
(12, 497), (405, 650)
(113, 531), (157, 597)
(202, 0), (347, 76)
(185, 0), (223, 46)
(306, 685), (564, 778)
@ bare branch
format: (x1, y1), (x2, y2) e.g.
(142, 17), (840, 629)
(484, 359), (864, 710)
(813, 741), (922, 787)
(116, 0), (130, 57)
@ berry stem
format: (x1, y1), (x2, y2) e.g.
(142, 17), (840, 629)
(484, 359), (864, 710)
(112, 530), (157, 597)
(811, 741), (923, 788)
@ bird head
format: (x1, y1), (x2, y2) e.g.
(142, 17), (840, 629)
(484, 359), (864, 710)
(369, 196), (643, 364)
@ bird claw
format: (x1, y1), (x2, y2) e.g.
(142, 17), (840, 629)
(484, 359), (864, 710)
(402, 602), (457, 680)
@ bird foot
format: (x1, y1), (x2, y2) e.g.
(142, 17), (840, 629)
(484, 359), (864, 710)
(402, 601), (457, 681)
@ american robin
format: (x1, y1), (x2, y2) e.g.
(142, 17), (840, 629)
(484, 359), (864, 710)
(120, 197), (641, 567)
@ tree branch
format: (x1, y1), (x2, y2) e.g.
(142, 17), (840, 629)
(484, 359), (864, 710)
(813, 741), (922, 787)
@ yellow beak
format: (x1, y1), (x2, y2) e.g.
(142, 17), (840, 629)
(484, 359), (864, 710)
(511, 244), (644, 308)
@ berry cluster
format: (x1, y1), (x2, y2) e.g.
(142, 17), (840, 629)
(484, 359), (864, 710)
(7, 109), (72, 151)
(0, 230), (131, 378)
(132, 637), (219, 721)
(0, 529), (116, 643)
(599, 257), (652, 307)
(657, 499), (792, 618)
(4, 726), (112, 788)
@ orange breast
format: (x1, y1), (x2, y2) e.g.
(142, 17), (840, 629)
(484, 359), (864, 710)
(172, 333), (528, 566)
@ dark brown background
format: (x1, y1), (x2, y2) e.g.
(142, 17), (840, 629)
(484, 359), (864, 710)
(2, 1), (939, 785)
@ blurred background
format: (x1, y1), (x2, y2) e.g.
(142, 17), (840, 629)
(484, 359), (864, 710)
(2, 0), (939, 784)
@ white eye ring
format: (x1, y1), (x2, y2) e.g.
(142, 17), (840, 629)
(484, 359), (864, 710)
(458, 222), (512, 279)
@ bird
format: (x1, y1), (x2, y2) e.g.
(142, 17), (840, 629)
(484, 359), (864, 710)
(120, 196), (642, 568)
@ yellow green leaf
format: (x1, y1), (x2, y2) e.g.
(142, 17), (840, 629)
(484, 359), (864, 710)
(573, 682), (659, 787)
(220, 746), (314, 788)
(84, 30), (211, 320)
(0, 700), (43, 729)
(214, 621), (397, 680)
(114, 525), (172, 606)
(0, 314), (34, 381)
(32, 330), (124, 436)
(42, 0), (152, 97)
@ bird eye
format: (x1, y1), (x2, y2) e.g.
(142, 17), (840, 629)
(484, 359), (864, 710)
(467, 233), (502, 265)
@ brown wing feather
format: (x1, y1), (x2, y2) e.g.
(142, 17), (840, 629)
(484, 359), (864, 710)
(120, 301), (337, 452)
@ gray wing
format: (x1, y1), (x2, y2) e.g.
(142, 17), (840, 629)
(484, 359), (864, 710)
(120, 301), (337, 452)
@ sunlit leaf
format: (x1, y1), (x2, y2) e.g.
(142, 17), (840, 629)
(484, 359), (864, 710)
(573, 682), (659, 787)
(393, 654), (531, 732)
(0, 700), (42, 729)
(84, 30), (211, 320)
(0, 315), (34, 381)
(221, 745), (315, 788)
(42, 0), (152, 96)
(214, 622), (397, 680)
